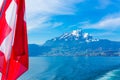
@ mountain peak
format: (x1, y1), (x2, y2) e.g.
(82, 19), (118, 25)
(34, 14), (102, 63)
(71, 29), (82, 37)
(83, 33), (89, 38)
(51, 29), (99, 42)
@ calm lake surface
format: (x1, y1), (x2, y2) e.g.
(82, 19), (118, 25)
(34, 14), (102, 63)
(18, 57), (120, 80)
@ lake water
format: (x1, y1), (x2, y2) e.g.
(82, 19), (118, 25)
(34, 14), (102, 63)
(18, 57), (120, 80)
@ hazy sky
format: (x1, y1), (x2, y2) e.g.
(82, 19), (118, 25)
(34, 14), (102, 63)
(26, 0), (120, 44)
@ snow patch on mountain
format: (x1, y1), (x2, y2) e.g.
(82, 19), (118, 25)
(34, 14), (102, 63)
(71, 30), (80, 37)
(83, 33), (89, 38)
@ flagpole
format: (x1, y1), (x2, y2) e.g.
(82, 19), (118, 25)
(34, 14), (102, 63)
(2, 57), (11, 80)
(5, 59), (10, 80)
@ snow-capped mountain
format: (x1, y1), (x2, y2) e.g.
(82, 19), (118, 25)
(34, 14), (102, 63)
(28, 29), (120, 56)
(51, 29), (99, 43)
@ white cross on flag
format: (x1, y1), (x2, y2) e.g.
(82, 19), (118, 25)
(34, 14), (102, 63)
(0, 0), (29, 80)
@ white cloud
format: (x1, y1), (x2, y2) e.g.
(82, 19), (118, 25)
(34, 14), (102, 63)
(26, 0), (83, 16)
(25, 0), (83, 31)
(27, 16), (50, 31)
(82, 13), (120, 30)
(52, 22), (63, 28)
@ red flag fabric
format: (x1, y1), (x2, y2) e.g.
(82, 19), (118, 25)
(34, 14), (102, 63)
(0, 0), (29, 80)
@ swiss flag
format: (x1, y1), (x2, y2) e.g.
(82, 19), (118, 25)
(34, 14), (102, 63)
(0, 0), (29, 80)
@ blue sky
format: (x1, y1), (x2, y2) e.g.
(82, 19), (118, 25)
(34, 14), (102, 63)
(26, 0), (120, 45)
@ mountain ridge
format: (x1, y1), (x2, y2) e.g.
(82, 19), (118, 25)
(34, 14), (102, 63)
(29, 29), (120, 56)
